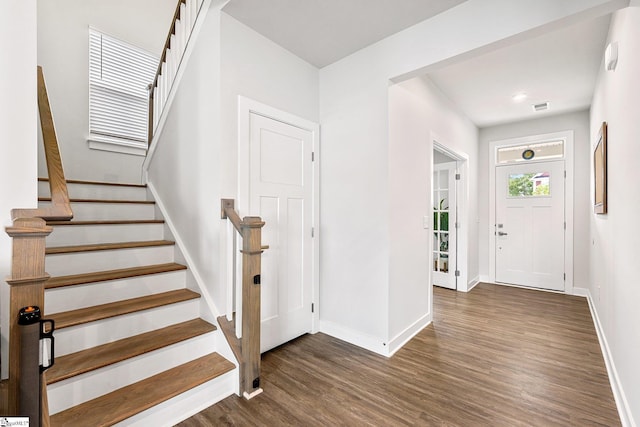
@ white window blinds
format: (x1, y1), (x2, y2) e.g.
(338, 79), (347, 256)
(89, 29), (158, 147)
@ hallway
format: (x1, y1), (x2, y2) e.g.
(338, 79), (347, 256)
(180, 283), (619, 426)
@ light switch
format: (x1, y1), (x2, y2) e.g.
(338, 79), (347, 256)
(423, 215), (430, 229)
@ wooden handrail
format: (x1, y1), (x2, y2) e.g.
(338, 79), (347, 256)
(5, 66), (72, 424)
(221, 199), (265, 399)
(148, 0), (186, 145)
(152, 0), (186, 93)
(12, 67), (72, 222)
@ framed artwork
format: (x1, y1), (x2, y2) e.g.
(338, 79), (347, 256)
(594, 122), (607, 214)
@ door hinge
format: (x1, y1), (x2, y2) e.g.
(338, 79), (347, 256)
(564, 222), (566, 230)
(564, 273), (566, 281)
(455, 173), (461, 180)
(455, 270), (460, 277)
(311, 303), (315, 313)
(311, 152), (315, 162)
(564, 170), (567, 178)
(455, 222), (460, 229)
(311, 227), (315, 238)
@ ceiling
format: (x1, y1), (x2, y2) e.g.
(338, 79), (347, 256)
(222, 1), (612, 128)
(426, 14), (611, 128)
(222, 0), (467, 68)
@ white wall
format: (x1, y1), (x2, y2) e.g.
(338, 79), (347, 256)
(319, 0), (622, 354)
(478, 110), (591, 289)
(147, 9), (319, 316)
(589, 5), (640, 425)
(37, 0), (175, 183)
(387, 76), (478, 351)
(0, 0), (38, 379)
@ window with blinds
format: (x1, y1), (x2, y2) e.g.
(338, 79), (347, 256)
(89, 29), (158, 154)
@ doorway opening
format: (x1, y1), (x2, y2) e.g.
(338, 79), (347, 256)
(431, 140), (469, 292)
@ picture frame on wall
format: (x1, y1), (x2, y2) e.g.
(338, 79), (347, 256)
(594, 121), (607, 214)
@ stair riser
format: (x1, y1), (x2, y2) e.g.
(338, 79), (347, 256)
(39, 202), (156, 221)
(45, 270), (187, 313)
(48, 332), (217, 415)
(47, 223), (164, 247)
(45, 246), (174, 276)
(39, 181), (148, 201)
(119, 370), (236, 427)
(53, 299), (200, 356)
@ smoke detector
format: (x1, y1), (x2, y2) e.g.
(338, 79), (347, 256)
(532, 102), (550, 112)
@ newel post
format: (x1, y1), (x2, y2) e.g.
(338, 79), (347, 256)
(5, 217), (52, 415)
(240, 216), (265, 399)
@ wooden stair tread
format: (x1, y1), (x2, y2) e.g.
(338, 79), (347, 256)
(47, 318), (216, 384)
(39, 197), (154, 204)
(39, 177), (146, 188)
(46, 263), (187, 289)
(49, 289), (200, 329)
(47, 219), (164, 226)
(49, 353), (235, 427)
(46, 240), (174, 254)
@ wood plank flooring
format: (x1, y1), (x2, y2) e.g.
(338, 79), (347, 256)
(179, 283), (620, 427)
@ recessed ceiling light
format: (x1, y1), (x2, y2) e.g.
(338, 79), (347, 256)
(512, 92), (527, 102)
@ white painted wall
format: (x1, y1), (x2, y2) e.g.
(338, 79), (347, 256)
(147, 9), (319, 317)
(589, 5), (640, 425)
(0, 0), (38, 379)
(387, 76), (478, 351)
(37, 0), (175, 183)
(478, 110), (591, 290)
(319, 0), (622, 355)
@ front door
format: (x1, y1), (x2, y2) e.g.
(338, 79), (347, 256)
(495, 160), (565, 291)
(249, 112), (313, 352)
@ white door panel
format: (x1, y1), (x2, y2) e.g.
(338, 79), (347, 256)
(495, 160), (564, 291)
(249, 113), (312, 352)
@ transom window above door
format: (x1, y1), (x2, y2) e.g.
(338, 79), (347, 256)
(497, 140), (564, 164)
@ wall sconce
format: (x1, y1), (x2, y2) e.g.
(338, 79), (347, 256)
(605, 42), (618, 71)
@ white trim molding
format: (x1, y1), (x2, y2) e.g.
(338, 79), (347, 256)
(584, 289), (635, 427)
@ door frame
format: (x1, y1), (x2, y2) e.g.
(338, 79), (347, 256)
(488, 130), (574, 293)
(238, 96), (320, 333)
(432, 137), (470, 292)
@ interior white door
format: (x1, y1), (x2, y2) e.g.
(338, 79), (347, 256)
(249, 112), (313, 352)
(432, 162), (457, 290)
(495, 160), (565, 291)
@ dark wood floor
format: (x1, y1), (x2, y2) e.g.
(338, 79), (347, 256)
(179, 283), (620, 426)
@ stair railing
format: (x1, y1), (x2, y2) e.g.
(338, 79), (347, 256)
(148, 0), (207, 146)
(5, 66), (73, 424)
(221, 199), (266, 399)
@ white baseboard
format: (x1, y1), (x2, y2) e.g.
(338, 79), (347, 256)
(584, 289), (635, 427)
(319, 320), (388, 356)
(387, 313), (432, 356)
(463, 275), (480, 292)
(571, 286), (589, 297)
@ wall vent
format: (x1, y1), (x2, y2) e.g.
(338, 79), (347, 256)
(532, 102), (550, 112)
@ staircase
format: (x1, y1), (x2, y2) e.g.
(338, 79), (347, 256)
(38, 178), (236, 426)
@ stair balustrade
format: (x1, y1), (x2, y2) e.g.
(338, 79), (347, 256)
(5, 66), (73, 425)
(148, 0), (207, 146)
(220, 199), (266, 399)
